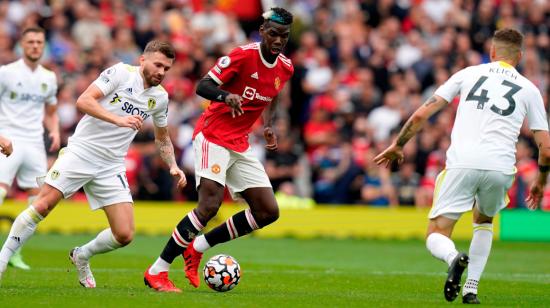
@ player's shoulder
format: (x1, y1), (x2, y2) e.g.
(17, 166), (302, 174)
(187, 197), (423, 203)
(38, 65), (57, 81)
(277, 53), (294, 73)
(105, 62), (134, 77)
(2, 59), (21, 71)
(151, 85), (169, 104)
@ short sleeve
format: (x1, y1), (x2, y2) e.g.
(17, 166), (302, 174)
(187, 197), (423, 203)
(526, 88), (549, 131)
(152, 95), (169, 128)
(434, 68), (468, 103)
(207, 47), (246, 85)
(46, 74), (58, 105)
(93, 62), (125, 96)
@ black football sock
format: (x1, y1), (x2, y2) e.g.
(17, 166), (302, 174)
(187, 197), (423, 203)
(160, 210), (204, 263)
(204, 209), (260, 248)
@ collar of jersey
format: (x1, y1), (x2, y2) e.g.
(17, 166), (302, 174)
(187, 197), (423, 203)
(257, 43), (278, 69)
(497, 61), (514, 69)
(18, 58), (42, 73)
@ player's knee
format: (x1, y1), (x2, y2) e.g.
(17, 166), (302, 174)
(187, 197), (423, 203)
(113, 229), (134, 246)
(253, 205), (279, 227)
(195, 202), (220, 223)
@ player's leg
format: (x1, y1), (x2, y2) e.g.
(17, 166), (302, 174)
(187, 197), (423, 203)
(70, 202), (133, 288)
(426, 169), (477, 302)
(8, 143), (50, 270)
(0, 184), (63, 281)
(69, 166), (134, 288)
(0, 141), (22, 206)
(187, 151), (275, 286)
(462, 171), (513, 304)
(146, 133), (228, 291)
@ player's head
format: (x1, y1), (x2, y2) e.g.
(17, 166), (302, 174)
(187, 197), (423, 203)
(259, 8), (293, 56)
(140, 40), (175, 87)
(490, 28), (523, 66)
(21, 26), (46, 63)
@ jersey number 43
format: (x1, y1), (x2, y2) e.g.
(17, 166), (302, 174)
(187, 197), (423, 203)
(466, 76), (522, 116)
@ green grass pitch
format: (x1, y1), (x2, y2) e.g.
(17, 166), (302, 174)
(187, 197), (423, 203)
(0, 234), (549, 307)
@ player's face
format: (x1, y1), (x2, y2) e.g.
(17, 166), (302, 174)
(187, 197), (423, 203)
(21, 32), (45, 62)
(260, 22), (291, 55)
(140, 52), (173, 87)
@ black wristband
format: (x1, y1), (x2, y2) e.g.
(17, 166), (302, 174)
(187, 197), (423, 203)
(539, 165), (550, 173)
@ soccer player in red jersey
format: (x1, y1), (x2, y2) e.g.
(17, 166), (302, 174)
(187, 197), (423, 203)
(144, 7), (294, 292)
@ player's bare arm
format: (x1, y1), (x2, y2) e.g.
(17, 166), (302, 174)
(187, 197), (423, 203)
(44, 104), (60, 151)
(153, 125), (187, 189)
(0, 135), (12, 156)
(262, 94), (279, 151)
(196, 76), (243, 118)
(76, 84), (143, 130)
(526, 130), (550, 209)
(374, 95), (448, 167)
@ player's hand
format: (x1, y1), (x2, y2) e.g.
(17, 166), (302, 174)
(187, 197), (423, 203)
(170, 166), (187, 189)
(373, 143), (404, 168)
(525, 182), (544, 210)
(264, 127), (278, 151)
(225, 94), (244, 118)
(49, 131), (61, 152)
(0, 137), (13, 157)
(115, 115), (143, 130)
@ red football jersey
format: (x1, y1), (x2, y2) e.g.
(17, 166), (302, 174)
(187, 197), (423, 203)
(193, 42), (294, 152)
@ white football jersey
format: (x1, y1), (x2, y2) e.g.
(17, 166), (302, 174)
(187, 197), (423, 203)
(68, 62), (168, 162)
(435, 61), (548, 174)
(0, 59), (58, 143)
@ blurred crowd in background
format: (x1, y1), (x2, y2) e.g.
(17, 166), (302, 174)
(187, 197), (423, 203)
(1, 0), (548, 209)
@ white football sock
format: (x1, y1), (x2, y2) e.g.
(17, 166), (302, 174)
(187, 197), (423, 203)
(0, 206), (43, 272)
(464, 223), (493, 295)
(0, 187), (7, 206)
(426, 232), (458, 267)
(148, 257), (170, 275)
(78, 228), (122, 261)
(193, 235), (211, 253)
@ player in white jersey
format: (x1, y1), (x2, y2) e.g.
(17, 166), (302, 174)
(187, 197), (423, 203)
(375, 29), (550, 304)
(0, 135), (12, 157)
(0, 27), (59, 270)
(0, 40), (187, 288)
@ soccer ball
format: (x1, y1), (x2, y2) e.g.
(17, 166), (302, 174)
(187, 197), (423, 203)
(203, 254), (241, 292)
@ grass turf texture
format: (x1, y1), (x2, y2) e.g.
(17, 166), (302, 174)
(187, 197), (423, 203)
(0, 235), (549, 307)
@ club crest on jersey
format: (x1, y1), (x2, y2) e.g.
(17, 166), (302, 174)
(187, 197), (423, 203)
(148, 98), (156, 110)
(242, 86), (257, 100)
(218, 56), (231, 68)
(41, 83), (47, 93)
(50, 170), (60, 180)
(9, 91), (16, 99)
(211, 164), (221, 174)
(274, 77), (281, 90)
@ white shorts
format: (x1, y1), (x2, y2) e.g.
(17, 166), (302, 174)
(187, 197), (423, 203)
(429, 168), (514, 220)
(0, 140), (47, 189)
(193, 132), (271, 200)
(45, 148), (132, 210)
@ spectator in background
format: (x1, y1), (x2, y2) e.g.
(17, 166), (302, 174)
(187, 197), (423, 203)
(392, 160), (421, 206)
(367, 91), (402, 142)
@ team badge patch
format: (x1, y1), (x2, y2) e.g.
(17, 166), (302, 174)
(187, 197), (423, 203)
(218, 56), (231, 68)
(148, 98), (156, 110)
(50, 170), (60, 180)
(41, 83), (47, 93)
(9, 91), (16, 99)
(211, 164), (221, 174)
(274, 77), (281, 90)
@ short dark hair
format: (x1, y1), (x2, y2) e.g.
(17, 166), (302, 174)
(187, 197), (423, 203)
(21, 26), (46, 37)
(144, 40), (175, 59)
(493, 28), (523, 48)
(262, 7), (293, 26)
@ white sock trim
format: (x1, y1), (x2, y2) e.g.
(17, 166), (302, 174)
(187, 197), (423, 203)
(149, 257), (170, 275)
(193, 235), (211, 253)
